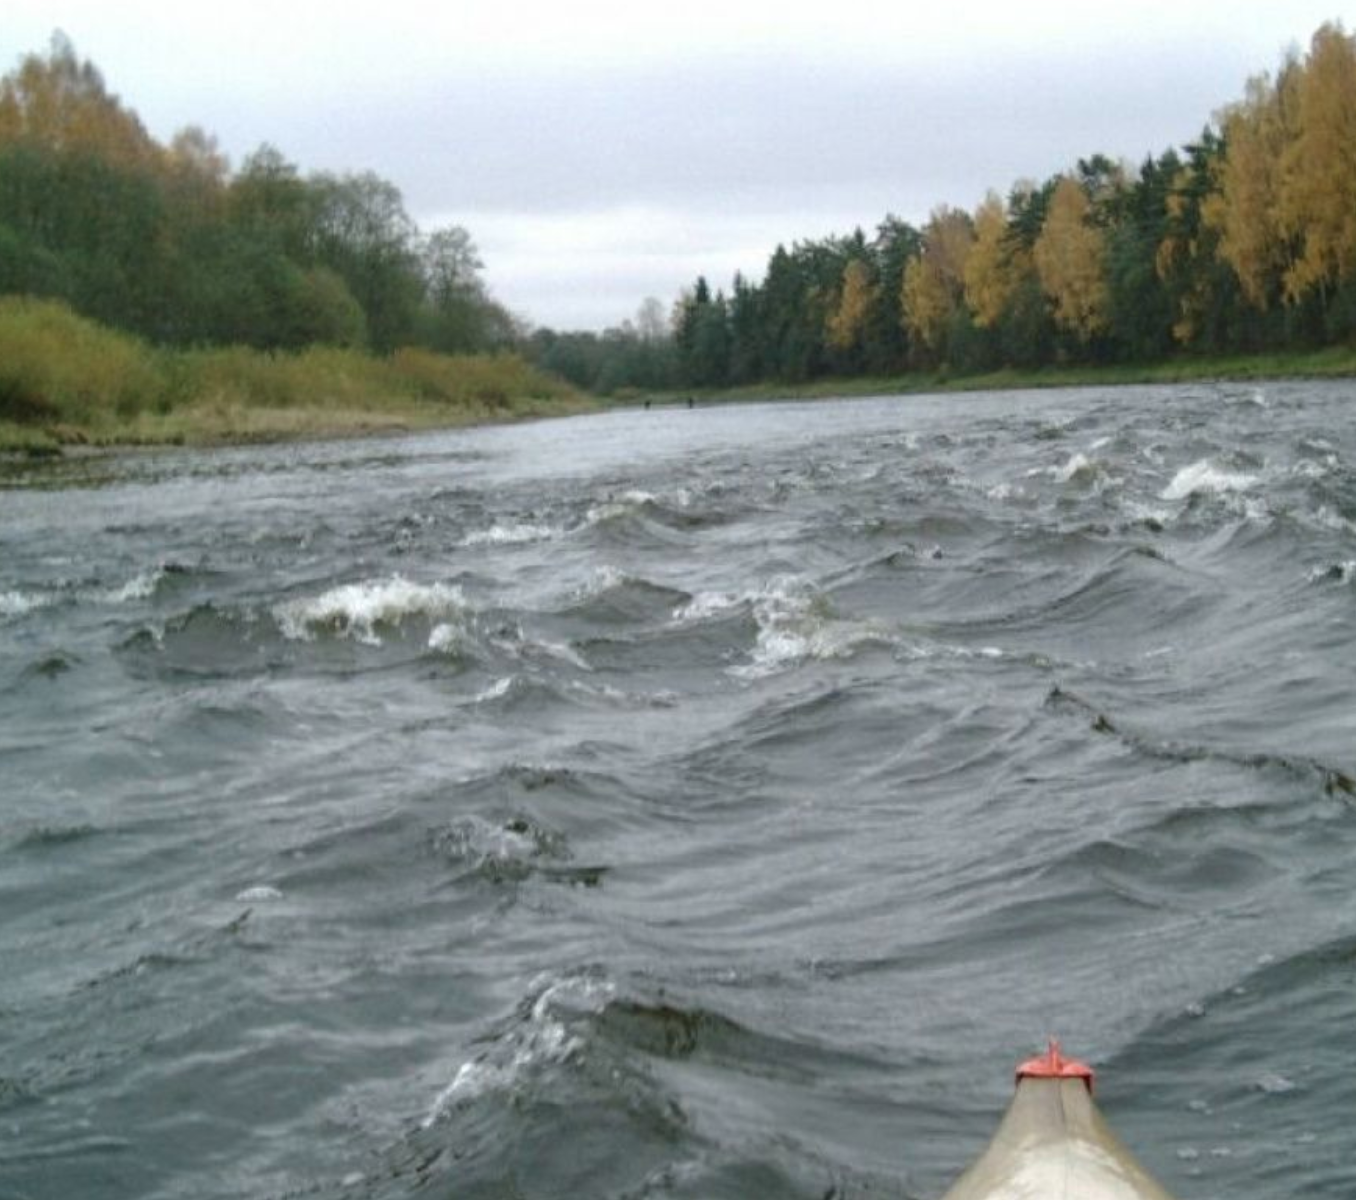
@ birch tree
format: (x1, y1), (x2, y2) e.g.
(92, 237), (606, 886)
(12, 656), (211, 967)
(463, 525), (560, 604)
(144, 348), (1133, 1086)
(1033, 176), (1109, 340)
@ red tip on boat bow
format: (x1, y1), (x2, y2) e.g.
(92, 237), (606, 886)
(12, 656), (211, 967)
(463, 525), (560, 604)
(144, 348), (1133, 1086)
(1015, 1037), (1095, 1093)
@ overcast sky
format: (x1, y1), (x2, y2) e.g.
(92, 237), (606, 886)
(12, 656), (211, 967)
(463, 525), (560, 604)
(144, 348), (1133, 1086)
(2, 2), (1343, 330)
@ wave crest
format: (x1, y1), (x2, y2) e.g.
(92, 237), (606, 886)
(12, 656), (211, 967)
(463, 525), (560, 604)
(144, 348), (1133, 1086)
(274, 576), (468, 645)
(1161, 459), (1259, 501)
(0, 590), (45, 619)
(678, 579), (893, 679)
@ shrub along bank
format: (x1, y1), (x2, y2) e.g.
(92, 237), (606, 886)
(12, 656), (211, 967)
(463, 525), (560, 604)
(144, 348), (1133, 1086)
(0, 297), (592, 453)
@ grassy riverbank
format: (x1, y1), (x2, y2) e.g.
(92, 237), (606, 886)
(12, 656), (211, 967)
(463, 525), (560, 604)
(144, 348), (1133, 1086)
(0, 297), (594, 455)
(7, 296), (1356, 457)
(633, 347), (1356, 407)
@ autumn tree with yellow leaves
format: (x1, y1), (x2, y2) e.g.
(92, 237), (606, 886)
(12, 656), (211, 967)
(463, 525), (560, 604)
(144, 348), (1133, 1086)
(1201, 21), (1356, 344)
(660, 19), (1356, 388)
(9, 22), (1356, 393)
(901, 206), (974, 363)
(827, 258), (878, 357)
(1207, 65), (1298, 311)
(964, 192), (1023, 329)
(1278, 23), (1356, 304)
(0, 32), (158, 170)
(1033, 176), (1109, 342)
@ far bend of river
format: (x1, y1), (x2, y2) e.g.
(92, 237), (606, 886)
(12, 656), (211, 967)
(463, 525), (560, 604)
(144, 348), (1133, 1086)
(2, 383), (1355, 1200)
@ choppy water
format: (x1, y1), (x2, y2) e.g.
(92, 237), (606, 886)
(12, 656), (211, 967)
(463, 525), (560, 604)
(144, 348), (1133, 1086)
(2, 382), (1355, 1199)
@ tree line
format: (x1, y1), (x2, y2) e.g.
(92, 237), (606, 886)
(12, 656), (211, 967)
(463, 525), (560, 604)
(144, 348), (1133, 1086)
(541, 21), (1356, 394)
(0, 35), (515, 357)
(5, 25), (1356, 397)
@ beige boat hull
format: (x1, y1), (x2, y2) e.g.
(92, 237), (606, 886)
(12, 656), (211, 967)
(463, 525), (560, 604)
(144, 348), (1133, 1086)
(941, 1076), (1178, 1200)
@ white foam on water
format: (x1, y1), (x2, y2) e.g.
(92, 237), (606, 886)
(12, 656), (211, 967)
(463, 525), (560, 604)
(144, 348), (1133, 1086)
(1123, 499), (1174, 527)
(234, 885), (283, 902)
(1025, 451), (1117, 491)
(1307, 561), (1356, 585)
(1053, 452), (1094, 482)
(584, 488), (659, 526)
(461, 521), (558, 548)
(672, 579), (892, 677)
(0, 590), (44, 619)
(731, 579), (892, 679)
(427, 623), (461, 653)
(673, 590), (740, 622)
(576, 563), (631, 597)
(567, 679), (679, 708)
(471, 676), (514, 703)
(1311, 506), (1356, 534)
(1291, 458), (1335, 481)
(1161, 459), (1259, 501)
(103, 566), (166, 604)
(423, 973), (613, 1124)
(553, 563), (636, 610)
(897, 640), (1015, 665)
(274, 576), (467, 646)
(535, 638), (592, 670)
(428, 1058), (515, 1112)
(442, 814), (542, 866)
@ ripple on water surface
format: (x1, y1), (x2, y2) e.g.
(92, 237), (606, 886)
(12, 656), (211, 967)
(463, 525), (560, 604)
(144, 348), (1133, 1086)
(2, 382), (1355, 1199)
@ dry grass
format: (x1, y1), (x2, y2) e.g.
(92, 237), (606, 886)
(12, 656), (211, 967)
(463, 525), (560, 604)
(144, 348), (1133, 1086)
(0, 296), (592, 453)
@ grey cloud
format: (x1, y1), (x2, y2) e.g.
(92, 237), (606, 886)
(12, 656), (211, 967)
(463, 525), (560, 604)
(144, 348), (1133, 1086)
(260, 46), (1243, 222)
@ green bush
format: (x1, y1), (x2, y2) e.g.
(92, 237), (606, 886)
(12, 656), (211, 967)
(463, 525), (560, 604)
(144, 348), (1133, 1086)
(0, 296), (589, 445)
(0, 295), (165, 424)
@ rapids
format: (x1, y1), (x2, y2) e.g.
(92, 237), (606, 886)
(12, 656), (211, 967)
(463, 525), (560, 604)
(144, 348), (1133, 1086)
(2, 382), (1354, 1198)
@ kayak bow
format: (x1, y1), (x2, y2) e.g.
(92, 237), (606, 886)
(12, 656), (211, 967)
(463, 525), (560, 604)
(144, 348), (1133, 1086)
(940, 1041), (1178, 1199)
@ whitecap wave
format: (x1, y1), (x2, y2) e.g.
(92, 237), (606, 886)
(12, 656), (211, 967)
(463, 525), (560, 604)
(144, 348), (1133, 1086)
(427, 622), (461, 653)
(470, 676), (514, 703)
(1161, 459), (1259, 501)
(574, 564), (632, 599)
(1291, 458), (1335, 481)
(896, 640), (1016, 665)
(535, 638), (592, 670)
(461, 521), (558, 548)
(1311, 506), (1356, 535)
(1307, 561), (1356, 586)
(103, 566), (167, 604)
(584, 488), (659, 525)
(424, 972), (613, 1122)
(687, 578), (894, 679)
(1025, 450), (1117, 490)
(1051, 452), (1094, 482)
(274, 576), (468, 645)
(673, 589), (740, 622)
(566, 678), (679, 708)
(0, 590), (45, 619)
(1123, 499), (1173, 527)
(235, 885), (283, 902)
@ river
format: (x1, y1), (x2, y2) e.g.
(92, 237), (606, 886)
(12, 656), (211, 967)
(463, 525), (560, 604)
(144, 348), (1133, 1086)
(2, 382), (1354, 1198)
